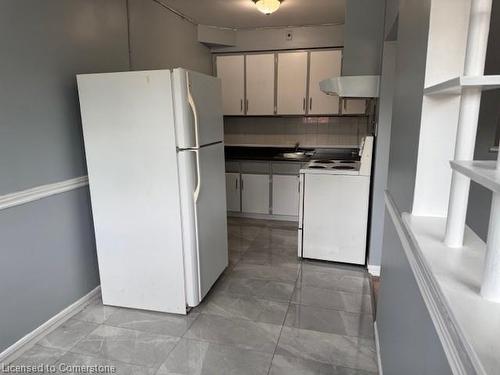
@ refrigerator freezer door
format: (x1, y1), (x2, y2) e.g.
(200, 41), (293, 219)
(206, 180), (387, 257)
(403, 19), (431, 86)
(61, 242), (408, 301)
(77, 70), (187, 314)
(172, 69), (224, 148)
(178, 142), (228, 306)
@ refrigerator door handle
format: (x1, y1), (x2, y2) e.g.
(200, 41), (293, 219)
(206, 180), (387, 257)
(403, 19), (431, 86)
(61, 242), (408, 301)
(184, 149), (201, 203)
(187, 77), (200, 148)
(193, 149), (201, 203)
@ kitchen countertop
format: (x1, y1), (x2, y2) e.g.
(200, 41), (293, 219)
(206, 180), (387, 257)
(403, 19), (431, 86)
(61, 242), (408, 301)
(225, 146), (360, 162)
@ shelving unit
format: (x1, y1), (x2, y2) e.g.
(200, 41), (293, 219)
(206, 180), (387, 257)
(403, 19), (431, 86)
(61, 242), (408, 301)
(424, 75), (500, 95)
(425, 0), (500, 303)
(443, 0), (493, 250)
(450, 160), (500, 193)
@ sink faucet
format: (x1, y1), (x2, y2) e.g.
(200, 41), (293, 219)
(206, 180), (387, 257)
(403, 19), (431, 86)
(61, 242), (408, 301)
(294, 142), (300, 152)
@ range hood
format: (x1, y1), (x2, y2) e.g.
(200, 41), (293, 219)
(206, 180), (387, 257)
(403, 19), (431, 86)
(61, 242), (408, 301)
(320, 75), (380, 98)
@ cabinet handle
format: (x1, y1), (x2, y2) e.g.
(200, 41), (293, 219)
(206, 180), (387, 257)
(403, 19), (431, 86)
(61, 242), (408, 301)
(303, 98), (306, 111)
(246, 99), (249, 113)
(309, 98), (313, 111)
(235, 178), (238, 190)
(240, 99), (243, 113)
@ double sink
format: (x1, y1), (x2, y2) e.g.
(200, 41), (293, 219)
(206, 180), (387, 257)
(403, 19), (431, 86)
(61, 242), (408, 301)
(280, 150), (315, 160)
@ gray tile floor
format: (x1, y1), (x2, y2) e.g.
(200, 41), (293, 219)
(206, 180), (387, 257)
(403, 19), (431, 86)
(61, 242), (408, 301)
(8, 218), (377, 374)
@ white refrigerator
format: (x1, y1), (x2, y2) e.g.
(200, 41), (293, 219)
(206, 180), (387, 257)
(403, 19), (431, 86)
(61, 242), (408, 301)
(77, 68), (228, 314)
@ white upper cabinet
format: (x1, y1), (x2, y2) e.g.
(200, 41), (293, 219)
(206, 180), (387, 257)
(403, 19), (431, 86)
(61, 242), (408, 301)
(308, 50), (342, 115)
(216, 55), (245, 115)
(277, 52), (308, 115)
(215, 49), (366, 117)
(246, 54), (275, 115)
(341, 98), (367, 115)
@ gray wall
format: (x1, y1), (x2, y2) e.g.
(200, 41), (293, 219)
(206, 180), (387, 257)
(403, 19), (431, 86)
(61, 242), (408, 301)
(128, 0), (212, 74)
(0, 0), (130, 194)
(343, 0), (386, 266)
(0, 190), (99, 352)
(342, 0), (385, 76)
(467, 0), (500, 240)
(377, 213), (453, 375)
(384, 0), (400, 40)
(368, 42), (397, 267)
(0, 0), (216, 354)
(385, 0), (431, 213)
(376, 0), (453, 372)
(0, 0), (130, 353)
(210, 25), (344, 53)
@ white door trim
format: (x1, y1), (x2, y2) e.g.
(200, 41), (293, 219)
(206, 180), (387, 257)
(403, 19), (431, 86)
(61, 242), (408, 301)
(0, 176), (89, 211)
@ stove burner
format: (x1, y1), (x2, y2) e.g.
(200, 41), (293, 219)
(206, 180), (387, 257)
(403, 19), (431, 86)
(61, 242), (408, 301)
(332, 166), (356, 170)
(308, 165), (327, 169)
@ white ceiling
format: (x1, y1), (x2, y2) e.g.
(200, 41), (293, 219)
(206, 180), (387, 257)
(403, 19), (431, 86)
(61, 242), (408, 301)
(157, 0), (346, 29)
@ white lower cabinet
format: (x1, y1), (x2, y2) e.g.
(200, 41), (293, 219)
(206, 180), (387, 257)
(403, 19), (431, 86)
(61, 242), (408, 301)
(225, 173), (241, 212)
(272, 175), (300, 216)
(241, 174), (270, 214)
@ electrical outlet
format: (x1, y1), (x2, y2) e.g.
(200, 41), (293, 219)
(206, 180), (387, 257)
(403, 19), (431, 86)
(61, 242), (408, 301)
(285, 30), (293, 41)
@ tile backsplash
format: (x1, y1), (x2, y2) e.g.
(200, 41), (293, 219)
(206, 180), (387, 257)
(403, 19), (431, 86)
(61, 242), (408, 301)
(224, 116), (370, 147)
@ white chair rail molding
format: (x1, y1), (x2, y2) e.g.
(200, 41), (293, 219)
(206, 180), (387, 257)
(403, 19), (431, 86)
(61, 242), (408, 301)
(0, 176), (89, 211)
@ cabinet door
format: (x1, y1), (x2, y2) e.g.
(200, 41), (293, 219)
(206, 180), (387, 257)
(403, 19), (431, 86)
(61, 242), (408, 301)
(225, 173), (241, 212)
(308, 50), (342, 115)
(341, 98), (367, 115)
(216, 55), (245, 115)
(272, 175), (300, 216)
(241, 174), (270, 214)
(246, 54), (275, 115)
(277, 52), (308, 115)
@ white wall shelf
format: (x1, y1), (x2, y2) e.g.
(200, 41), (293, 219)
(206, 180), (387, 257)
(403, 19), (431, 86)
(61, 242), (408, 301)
(450, 160), (500, 193)
(424, 75), (500, 95)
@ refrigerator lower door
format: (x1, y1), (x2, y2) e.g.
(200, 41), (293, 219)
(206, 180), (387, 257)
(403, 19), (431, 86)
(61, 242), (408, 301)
(178, 142), (228, 306)
(172, 68), (224, 149)
(77, 70), (187, 314)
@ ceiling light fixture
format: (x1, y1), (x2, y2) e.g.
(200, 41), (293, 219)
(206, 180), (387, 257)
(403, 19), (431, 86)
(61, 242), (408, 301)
(252, 0), (283, 15)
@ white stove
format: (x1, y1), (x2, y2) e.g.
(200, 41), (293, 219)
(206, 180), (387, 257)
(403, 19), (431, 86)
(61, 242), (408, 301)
(298, 136), (374, 265)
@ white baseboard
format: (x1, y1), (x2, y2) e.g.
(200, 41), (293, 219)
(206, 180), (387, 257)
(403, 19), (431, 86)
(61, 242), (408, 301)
(0, 286), (101, 364)
(368, 264), (381, 277)
(374, 321), (383, 375)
